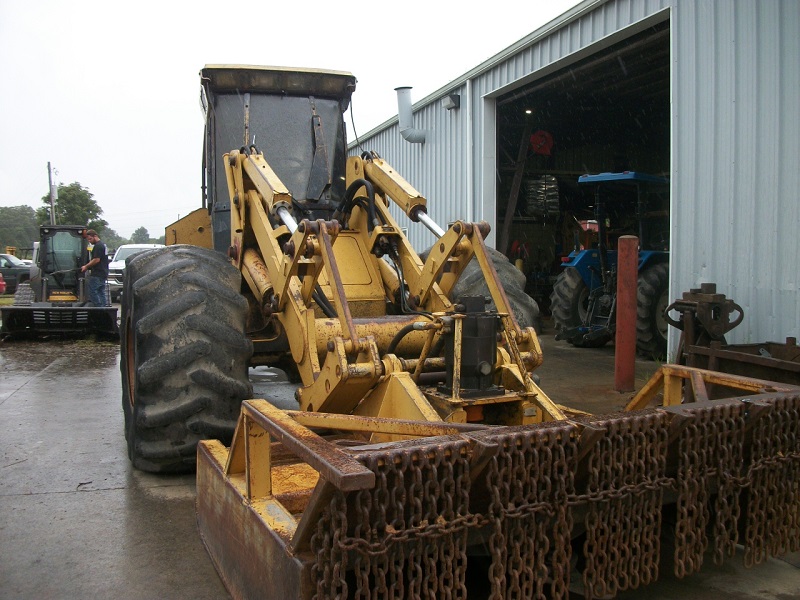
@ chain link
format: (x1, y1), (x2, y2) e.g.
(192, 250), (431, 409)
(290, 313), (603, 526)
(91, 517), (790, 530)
(322, 440), (472, 600)
(482, 425), (577, 600)
(744, 394), (800, 567)
(577, 412), (669, 599)
(673, 402), (757, 577)
(307, 393), (800, 600)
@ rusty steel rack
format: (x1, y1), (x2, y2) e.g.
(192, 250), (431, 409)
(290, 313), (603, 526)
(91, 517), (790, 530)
(198, 366), (800, 600)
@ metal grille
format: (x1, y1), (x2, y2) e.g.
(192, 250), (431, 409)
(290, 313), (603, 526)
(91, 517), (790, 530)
(33, 310), (90, 325)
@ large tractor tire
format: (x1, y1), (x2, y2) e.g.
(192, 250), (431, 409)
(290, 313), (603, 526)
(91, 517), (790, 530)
(121, 245), (253, 473)
(549, 267), (589, 333)
(549, 267), (611, 348)
(636, 262), (670, 360)
(424, 246), (541, 332)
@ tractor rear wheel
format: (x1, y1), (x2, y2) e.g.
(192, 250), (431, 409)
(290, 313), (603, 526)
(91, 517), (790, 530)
(550, 268), (611, 348)
(636, 262), (670, 360)
(121, 245), (253, 473)
(549, 267), (589, 333)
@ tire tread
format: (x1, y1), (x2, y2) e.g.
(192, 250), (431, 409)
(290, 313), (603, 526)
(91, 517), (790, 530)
(121, 245), (253, 474)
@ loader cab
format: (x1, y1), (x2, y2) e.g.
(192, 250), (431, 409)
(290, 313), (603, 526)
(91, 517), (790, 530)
(31, 226), (90, 301)
(200, 65), (357, 255)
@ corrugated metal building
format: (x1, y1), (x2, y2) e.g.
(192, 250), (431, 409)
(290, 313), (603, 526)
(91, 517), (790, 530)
(348, 0), (799, 358)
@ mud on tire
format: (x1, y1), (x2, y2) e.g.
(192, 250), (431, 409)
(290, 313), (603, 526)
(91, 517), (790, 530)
(120, 245), (253, 473)
(636, 262), (669, 360)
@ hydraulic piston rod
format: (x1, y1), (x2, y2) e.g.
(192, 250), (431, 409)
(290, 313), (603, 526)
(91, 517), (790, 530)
(417, 210), (445, 238)
(277, 206), (299, 233)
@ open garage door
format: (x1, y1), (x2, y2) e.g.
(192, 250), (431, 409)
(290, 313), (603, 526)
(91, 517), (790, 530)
(494, 20), (670, 357)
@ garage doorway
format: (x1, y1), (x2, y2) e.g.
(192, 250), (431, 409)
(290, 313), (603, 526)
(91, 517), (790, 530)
(494, 19), (670, 322)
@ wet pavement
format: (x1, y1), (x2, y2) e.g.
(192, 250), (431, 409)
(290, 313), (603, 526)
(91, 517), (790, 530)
(0, 338), (226, 599)
(0, 325), (798, 599)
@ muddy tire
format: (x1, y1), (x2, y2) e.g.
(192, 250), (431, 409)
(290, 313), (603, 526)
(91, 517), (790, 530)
(549, 267), (589, 333)
(636, 262), (669, 360)
(120, 245), (253, 473)
(550, 268), (610, 348)
(424, 246), (540, 331)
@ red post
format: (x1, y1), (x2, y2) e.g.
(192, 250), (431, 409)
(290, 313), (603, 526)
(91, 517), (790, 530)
(615, 236), (638, 392)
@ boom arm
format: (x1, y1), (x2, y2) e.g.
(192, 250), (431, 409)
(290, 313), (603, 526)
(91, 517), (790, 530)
(223, 146), (560, 429)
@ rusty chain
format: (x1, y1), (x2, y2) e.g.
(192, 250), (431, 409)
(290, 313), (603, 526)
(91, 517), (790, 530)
(308, 394), (800, 600)
(673, 403), (745, 577)
(576, 412), (669, 600)
(483, 424), (577, 600)
(743, 394), (800, 567)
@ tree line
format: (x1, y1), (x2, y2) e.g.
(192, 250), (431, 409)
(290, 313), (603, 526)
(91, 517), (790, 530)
(0, 182), (165, 254)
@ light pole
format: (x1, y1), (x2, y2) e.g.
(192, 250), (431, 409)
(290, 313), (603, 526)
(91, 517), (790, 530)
(47, 162), (58, 225)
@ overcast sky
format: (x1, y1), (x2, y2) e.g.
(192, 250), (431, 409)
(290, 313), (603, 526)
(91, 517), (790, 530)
(0, 0), (581, 239)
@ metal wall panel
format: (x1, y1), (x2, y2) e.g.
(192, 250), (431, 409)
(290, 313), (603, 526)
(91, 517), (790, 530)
(350, 0), (800, 352)
(350, 83), (470, 252)
(671, 0), (800, 350)
(354, 0), (671, 252)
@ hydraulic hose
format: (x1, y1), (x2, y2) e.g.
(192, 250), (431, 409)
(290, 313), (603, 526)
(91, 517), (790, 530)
(313, 289), (337, 319)
(335, 179), (379, 232)
(387, 322), (417, 355)
(387, 321), (438, 355)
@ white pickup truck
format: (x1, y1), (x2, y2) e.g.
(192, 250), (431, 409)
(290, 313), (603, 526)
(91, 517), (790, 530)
(107, 244), (164, 302)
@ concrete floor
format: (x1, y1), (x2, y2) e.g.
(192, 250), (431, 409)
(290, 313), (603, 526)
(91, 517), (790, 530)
(1, 324), (798, 599)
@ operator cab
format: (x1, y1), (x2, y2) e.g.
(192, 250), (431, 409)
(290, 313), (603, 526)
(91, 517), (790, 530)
(200, 65), (357, 254)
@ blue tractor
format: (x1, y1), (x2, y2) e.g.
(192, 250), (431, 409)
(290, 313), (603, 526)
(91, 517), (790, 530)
(549, 171), (670, 359)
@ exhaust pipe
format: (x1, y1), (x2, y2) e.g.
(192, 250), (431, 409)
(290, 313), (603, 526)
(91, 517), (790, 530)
(395, 87), (426, 144)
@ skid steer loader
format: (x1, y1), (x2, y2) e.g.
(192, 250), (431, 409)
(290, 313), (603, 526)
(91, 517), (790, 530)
(120, 65), (799, 599)
(1, 225), (118, 339)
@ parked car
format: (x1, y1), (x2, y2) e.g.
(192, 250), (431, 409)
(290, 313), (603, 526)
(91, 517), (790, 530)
(0, 253), (31, 295)
(107, 244), (164, 302)
(0, 272), (6, 295)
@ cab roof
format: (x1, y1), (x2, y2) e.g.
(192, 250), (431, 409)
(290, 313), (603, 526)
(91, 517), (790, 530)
(200, 64), (356, 104)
